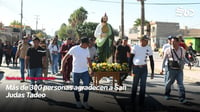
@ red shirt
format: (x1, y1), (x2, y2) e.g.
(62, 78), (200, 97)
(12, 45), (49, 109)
(60, 43), (73, 58)
(179, 42), (187, 50)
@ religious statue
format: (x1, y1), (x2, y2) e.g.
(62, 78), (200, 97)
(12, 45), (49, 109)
(94, 13), (114, 63)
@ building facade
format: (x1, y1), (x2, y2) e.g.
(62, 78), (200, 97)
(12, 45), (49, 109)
(150, 21), (180, 50)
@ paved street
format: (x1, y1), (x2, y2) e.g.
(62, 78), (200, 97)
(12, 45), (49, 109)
(0, 53), (200, 112)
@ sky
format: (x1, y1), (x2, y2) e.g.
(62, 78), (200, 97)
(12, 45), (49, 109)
(0, 0), (200, 36)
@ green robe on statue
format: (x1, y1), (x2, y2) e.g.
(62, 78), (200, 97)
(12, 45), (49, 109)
(94, 23), (114, 63)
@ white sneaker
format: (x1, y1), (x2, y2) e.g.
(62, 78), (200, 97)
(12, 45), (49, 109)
(76, 101), (82, 108)
(66, 80), (71, 84)
(83, 102), (91, 109)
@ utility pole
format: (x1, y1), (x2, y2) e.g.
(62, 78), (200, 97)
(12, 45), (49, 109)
(121, 0), (124, 38)
(20, 0), (23, 39)
(140, 0), (145, 35)
(35, 15), (39, 31)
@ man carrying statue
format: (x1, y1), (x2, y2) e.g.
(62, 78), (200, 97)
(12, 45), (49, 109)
(94, 13), (114, 63)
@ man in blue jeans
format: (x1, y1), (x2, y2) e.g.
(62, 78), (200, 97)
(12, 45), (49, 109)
(61, 37), (93, 109)
(15, 36), (31, 82)
(25, 37), (46, 93)
(162, 37), (190, 103)
(129, 35), (154, 107)
(160, 36), (173, 86)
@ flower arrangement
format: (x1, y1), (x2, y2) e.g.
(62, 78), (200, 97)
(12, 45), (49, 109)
(92, 63), (129, 72)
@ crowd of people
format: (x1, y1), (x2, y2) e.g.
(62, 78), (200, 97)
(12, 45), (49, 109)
(0, 39), (18, 67)
(0, 14), (196, 110)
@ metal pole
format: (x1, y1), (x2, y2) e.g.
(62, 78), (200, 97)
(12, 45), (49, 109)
(20, 0), (23, 39)
(141, 0), (145, 35)
(35, 15), (39, 31)
(121, 0), (124, 38)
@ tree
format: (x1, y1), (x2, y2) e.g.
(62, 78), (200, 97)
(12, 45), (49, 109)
(10, 20), (22, 26)
(57, 23), (67, 40)
(66, 25), (78, 40)
(133, 18), (149, 27)
(113, 29), (119, 36)
(76, 22), (98, 38)
(68, 7), (88, 28)
(0, 22), (3, 29)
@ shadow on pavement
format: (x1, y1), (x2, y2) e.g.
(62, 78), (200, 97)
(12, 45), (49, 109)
(166, 106), (200, 112)
(187, 82), (200, 86)
(116, 95), (167, 112)
(91, 90), (168, 112)
(38, 97), (76, 108)
(38, 97), (103, 112)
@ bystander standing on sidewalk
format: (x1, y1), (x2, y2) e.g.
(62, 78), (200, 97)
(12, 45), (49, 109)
(61, 37), (93, 109)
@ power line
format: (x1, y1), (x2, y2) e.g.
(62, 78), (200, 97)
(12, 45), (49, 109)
(89, 0), (200, 5)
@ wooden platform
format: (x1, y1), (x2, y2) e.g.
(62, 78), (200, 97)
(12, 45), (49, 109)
(93, 72), (128, 87)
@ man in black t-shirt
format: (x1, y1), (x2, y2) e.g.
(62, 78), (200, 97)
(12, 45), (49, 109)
(25, 37), (46, 93)
(115, 36), (131, 64)
(115, 36), (131, 86)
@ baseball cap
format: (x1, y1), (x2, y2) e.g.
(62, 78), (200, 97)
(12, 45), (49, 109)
(168, 36), (176, 40)
(80, 36), (89, 44)
(139, 35), (150, 40)
(32, 37), (40, 41)
(22, 36), (28, 39)
(122, 36), (128, 40)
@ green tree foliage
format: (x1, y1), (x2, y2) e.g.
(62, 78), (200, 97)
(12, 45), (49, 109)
(57, 23), (67, 40)
(133, 18), (149, 27)
(76, 22), (98, 38)
(10, 20), (22, 26)
(66, 25), (78, 40)
(0, 22), (3, 29)
(113, 29), (119, 36)
(68, 7), (88, 28)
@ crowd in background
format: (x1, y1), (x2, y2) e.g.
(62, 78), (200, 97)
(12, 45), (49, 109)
(0, 34), (132, 84)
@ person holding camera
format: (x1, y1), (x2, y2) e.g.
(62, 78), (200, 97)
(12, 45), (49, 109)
(162, 37), (190, 103)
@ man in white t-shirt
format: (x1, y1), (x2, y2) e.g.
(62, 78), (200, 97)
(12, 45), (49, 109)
(60, 37), (93, 109)
(129, 35), (154, 107)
